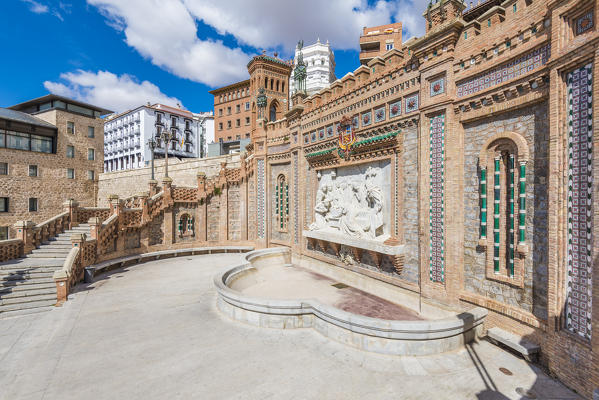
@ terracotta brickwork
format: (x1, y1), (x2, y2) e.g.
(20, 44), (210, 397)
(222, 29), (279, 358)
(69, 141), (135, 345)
(14, 0), (596, 396)
(209, 80), (252, 142)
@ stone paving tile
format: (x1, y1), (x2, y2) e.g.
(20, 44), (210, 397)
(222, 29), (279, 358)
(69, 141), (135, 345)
(0, 254), (583, 400)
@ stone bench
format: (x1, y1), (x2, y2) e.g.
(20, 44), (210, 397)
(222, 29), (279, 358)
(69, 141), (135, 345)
(84, 246), (254, 283)
(486, 327), (540, 362)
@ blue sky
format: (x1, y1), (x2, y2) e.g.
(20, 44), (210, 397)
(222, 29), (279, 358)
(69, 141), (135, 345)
(0, 0), (428, 114)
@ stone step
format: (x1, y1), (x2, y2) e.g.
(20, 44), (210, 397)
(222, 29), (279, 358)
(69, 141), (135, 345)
(40, 243), (73, 249)
(1, 277), (55, 287)
(1, 271), (55, 281)
(0, 305), (54, 319)
(0, 293), (56, 306)
(26, 253), (68, 259)
(0, 266), (59, 275)
(31, 248), (71, 254)
(0, 281), (55, 292)
(0, 298), (56, 313)
(0, 287), (55, 299)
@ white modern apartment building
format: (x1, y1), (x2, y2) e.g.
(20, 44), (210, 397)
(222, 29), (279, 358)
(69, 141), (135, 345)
(103, 104), (210, 172)
(290, 38), (336, 98)
(193, 111), (214, 158)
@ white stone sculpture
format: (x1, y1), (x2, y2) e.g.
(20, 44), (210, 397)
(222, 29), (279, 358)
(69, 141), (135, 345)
(309, 165), (386, 240)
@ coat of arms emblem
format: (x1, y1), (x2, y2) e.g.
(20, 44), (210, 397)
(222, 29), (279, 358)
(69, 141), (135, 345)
(337, 116), (356, 160)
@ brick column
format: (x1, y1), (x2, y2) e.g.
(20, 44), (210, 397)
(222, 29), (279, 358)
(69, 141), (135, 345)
(197, 172), (208, 242)
(88, 217), (101, 240)
(71, 232), (86, 249)
(148, 179), (158, 196)
(63, 199), (79, 229)
(14, 220), (35, 255)
(162, 177), (174, 245)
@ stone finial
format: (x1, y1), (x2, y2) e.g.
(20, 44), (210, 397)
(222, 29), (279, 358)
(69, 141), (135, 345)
(108, 194), (119, 201)
(161, 176), (173, 184)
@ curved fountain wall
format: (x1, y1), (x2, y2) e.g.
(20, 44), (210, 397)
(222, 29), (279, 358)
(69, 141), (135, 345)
(214, 248), (487, 356)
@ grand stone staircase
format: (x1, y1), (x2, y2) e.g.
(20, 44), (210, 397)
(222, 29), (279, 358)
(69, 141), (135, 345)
(0, 224), (91, 318)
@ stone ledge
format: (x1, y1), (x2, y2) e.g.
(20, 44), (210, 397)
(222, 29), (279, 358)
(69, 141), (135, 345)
(303, 230), (405, 256)
(215, 248), (487, 356)
(85, 246), (254, 282)
(487, 327), (540, 362)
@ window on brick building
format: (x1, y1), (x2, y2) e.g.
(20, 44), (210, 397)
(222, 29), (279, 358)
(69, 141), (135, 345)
(66, 145), (74, 158)
(0, 197), (8, 212)
(88, 148), (95, 160)
(236, 119), (240, 127)
(227, 121), (231, 129)
(219, 109), (223, 116)
(245, 133), (250, 138)
(67, 121), (75, 134)
(227, 107), (231, 115)
(236, 104), (240, 113)
(245, 102), (250, 110)
(28, 165), (38, 177)
(245, 117), (250, 125)
(219, 122), (223, 130)
(28, 198), (38, 212)
(0, 162), (7, 175)
(88, 170), (95, 180)
(386, 43), (393, 50)
(67, 168), (75, 179)
(236, 135), (240, 140)
(88, 126), (95, 138)
(0, 226), (8, 240)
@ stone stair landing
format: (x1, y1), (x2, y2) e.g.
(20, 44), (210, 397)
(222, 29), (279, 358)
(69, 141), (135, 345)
(0, 224), (91, 318)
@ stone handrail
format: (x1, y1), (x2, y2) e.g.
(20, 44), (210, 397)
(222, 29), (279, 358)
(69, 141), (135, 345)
(0, 239), (24, 262)
(53, 246), (80, 304)
(32, 211), (70, 248)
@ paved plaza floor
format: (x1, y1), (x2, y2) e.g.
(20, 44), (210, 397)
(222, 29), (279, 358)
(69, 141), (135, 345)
(0, 254), (580, 400)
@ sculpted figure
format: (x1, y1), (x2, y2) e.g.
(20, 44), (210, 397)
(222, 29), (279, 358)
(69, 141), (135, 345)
(309, 184), (331, 230)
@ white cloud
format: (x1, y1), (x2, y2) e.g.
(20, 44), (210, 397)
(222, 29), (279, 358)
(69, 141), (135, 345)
(88, 0), (429, 87)
(184, 0), (396, 50)
(44, 70), (183, 113)
(88, 0), (251, 87)
(394, 0), (429, 39)
(21, 0), (49, 14)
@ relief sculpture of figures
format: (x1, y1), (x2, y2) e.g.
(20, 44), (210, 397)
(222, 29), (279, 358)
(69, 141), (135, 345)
(309, 166), (385, 240)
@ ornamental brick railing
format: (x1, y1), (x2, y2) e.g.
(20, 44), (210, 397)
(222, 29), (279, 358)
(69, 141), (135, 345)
(172, 187), (198, 203)
(97, 214), (119, 255)
(0, 239), (24, 262)
(78, 207), (111, 224)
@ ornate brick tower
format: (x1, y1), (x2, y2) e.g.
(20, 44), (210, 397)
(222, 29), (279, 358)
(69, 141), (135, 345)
(424, 0), (467, 33)
(247, 53), (293, 126)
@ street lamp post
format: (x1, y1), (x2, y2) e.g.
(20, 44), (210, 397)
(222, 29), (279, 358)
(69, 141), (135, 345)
(154, 122), (177, 178)
(146, 137), (157, 180)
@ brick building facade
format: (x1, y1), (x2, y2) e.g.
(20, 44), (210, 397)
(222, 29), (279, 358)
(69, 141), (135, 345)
(0, 95), (110, 239)
(210, 80), (252, 143)
(46, 0), (599, 396)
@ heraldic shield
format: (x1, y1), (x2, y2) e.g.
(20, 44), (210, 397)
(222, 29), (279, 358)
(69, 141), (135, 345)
(337, 115), (356, 160)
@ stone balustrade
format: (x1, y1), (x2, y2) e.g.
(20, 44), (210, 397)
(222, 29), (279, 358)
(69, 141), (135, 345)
(0, 239), (24, 262)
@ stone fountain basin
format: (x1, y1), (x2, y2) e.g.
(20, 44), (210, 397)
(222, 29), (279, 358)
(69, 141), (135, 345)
(214, 248), (487, 356)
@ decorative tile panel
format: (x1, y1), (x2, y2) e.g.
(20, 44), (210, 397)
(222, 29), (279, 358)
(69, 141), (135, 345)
(389, 100), (402, 118)
(326, 125), (334, 137)
(352, 115), (359, 129)
(303, 133), (310, 145)
(293, 152), (299, 244)
(310, 131), (317, 142)
(566, 63), (593, 340)
(456, 44), (551, 98)
(318, 128), (325, 140)
(430, 77), (445, 97)
(429, 114), (445, 283)
(256, 159), (266, 239)
(362, 111), (372, 127)
(576, 10), (594, 35)
(405, 93), (419, 114)
(375, 106), (386, 123)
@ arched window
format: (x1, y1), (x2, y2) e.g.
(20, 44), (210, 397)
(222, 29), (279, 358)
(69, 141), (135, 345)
(479, 133), (529, 286)
(281, 82), (285, 92)
(270, 79), (274, 90)
(276, 80), (280, 92)
(269, 103), (277, 121)
(275, 174), (289, 231)
(178, 213), (194, 238)
(264, 76), (268, 88)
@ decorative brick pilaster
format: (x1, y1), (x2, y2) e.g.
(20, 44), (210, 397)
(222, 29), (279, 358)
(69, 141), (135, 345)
(63, 199), (79, 229)
(14, 220), (35, 255)
(148, 179), (158, 196)
(88, 217), (101, 240)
